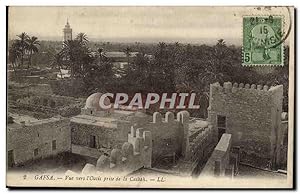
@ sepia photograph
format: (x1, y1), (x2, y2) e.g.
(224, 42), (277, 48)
(6, 6), (295, 188)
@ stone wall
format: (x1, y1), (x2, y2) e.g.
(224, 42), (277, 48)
(7, 117), (70, 166)
(71, 144), (104, 159)
(12, 94), (84, 118)
(208, 81), (283, 168)
(70, 121), (130, 152)
(138, 111), (189, 162)
(69, 111), (190, 165)
(68, 128), (152, 175)
(201, 133), (235, 177)
(186, 125), (216, 163)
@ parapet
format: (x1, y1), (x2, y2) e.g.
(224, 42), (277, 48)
(152, 111), (189, 124)
(177, 111), (190, 123)
(188, 125), (214, 161)
(269, 85), (284, 93)
(210, 81), (283, 95)
(79, 127), (152, 175)
(200, 133), (233, 177)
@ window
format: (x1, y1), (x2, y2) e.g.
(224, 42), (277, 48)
(34, 148), (39, 157)
(52, 140), (57, 150)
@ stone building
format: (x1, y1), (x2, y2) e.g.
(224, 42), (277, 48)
(70, 92), (215, 174)
(70, 92), (153, 158)
(70, 128), (153, 176)
(7, 81), (287, 177)
(7, 116), (70, 167)
(208, 81), (285, 168)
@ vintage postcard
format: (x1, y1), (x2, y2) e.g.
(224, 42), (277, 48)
(6, 6), (294, 188)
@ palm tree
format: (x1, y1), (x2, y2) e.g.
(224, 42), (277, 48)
(50, 52), (64, 78)
(157, 42), (167, 65)
(61, 39), (92, 78)
(15, 32), (29, 68)
(26, 36), (40, 68)
(124, 46), (131, 65)
(61, 40), (78, 77)
(97, 47), (106, 64)
(75, 33), (88, 46)
(216, 39), (226, 46)
(8, 41), (21, 73)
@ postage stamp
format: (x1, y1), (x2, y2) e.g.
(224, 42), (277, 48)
(242, 16), (284, 66)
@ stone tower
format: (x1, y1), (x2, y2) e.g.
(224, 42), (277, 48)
(208, 81), (284, 169)
(63, 19), (72, 42)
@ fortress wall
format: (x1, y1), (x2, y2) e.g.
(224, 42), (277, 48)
(208, 81), (283, 165)
(140, 111), (190, 160)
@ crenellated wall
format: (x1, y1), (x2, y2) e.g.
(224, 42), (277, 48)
(208, 81), (283, 168)
(139, 111), (190, 162)
(186, 125), (216, 163)
(74, 128), (152, 175)
(70, 110), (190, 163)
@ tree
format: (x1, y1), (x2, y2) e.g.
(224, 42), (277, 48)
(50, 52), (64, 78)
(97, 47), (106, 64)
(216, 39), (226, 46)
(61, 34), (93, 78)
(152, 42), (175, 92)
(8, 41), (21, 73)
(124, 46), (131, 65)
(26, 36), (40, 68)
(75, 33), (89, 46)
(15, 32), (29, 68)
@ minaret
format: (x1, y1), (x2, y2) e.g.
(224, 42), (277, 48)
(63, 19), (72, 42)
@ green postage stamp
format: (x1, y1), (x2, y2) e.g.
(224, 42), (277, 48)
(242, 16), (284, 66)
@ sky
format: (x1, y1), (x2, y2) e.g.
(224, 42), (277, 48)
(8, 6), (291, 44)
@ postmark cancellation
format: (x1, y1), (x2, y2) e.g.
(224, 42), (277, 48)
(242, 15), (284, 66)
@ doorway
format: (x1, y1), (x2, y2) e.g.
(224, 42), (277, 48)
(89, 135), (96, 148)
(217, 115), (226, 141)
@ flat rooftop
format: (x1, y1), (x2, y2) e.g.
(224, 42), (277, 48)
(70, 114), (119, 128)
(8, 112), (39, 124)
(8, 113), (65, 128)
(71, 110), (151, 128)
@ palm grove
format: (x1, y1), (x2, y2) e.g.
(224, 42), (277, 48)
(8, 32), (289, 117)
(9, 32), (40, 71)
